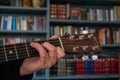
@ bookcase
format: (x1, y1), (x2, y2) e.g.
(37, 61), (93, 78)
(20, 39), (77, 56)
(118, 49), (120, 80)
(0, 0), (120, 80)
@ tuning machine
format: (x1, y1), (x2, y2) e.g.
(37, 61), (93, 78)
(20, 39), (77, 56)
(73, 46), (79, 52)
(69, 35), (74, 40)
(82, 46), (89, 51)
(92, 46), (99, 50)
(79, 35), (85, 40)
(88, 34), (93, 39)
(82, 55), (89, 61)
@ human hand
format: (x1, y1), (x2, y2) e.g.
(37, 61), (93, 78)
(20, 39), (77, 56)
(20, 35), (65, 76)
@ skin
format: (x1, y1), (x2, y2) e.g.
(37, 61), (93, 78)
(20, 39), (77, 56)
(20, 35), (65, 76)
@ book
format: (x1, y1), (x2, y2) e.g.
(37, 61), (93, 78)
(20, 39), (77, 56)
(70, 8), (81, 20)
(50, 4), (66, 19)
(21, 0), (32, 7)
(117, 6), (120, 21)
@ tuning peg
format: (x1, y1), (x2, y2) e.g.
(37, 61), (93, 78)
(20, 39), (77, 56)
(92, 46), (98, 50)
(88, 34), (93, 39)
(69, 35), (74, 40)
(73, 46), (79, 52)
(79, 35), (85, 40)
(91, 55), (98, 60)
(82, 30), (88, 34)
(82, 55), (89, 61)
(83, 46), (88, 50)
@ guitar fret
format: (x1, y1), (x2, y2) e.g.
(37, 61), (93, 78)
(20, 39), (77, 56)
(3, 45), (8, 61)
(59, 37), (64, 51)
(5, 44), (17, 61)
(0, 33), (102, 64)
(14, 44), (19, 59)
(25, 42), (30, 57)
(15, 43), (28, 59)
(26, 42), (38, 57)
(0, 46), (6, 63)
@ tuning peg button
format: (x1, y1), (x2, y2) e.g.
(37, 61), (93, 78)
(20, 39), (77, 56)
(69, 35), (74, 40)
(73, 46), (79, 51)
(79, 35), (85, 40)
(83, 46), (88, 50)
(92, 46), (98, 50)
(88, 34), (93, 39)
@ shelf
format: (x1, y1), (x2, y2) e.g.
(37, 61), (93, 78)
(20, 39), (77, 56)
(50, 19), (120, 26)
(0, 30), (47, 38)
(0, 6), (48, 15)
(50, 0), (120, 6)
(32, 76), (47, 80)
(49, 75), (118, 79)
(102, 44), (120, 48)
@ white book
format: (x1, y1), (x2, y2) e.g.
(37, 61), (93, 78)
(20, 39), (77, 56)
(1, 16), (4, 30)
(105, 9), (109, 21)
(21, 16), (27, 30)
(7, 16), (12, 30)
(110, 9), (114, 21)
(113, 6), (118, 21)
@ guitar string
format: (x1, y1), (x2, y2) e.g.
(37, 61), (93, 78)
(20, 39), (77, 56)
(0, 37), (96, 59)
(0, 39), (94, 56)
(0, 35), (96, 62)
(0, 44), (96, 59)
(0, 38), (94, 54)
(0, 35), (94, 49)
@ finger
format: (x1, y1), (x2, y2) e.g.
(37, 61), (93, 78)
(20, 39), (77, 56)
(57, 47), (65, 59)
(42, 42), (57, 65)
(50, 35), (58, 39)
(30, 42), (47, 67)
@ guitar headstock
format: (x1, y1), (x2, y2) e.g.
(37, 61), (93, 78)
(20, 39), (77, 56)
(60, 33), (102, 54)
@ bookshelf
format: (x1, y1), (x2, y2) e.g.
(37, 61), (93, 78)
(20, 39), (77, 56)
(118, 49), (120, 80)
(48, 0), (120, 80)
(0, 0), (120, 80)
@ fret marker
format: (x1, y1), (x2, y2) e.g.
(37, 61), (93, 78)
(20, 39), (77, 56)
(9, 50), (13, 54)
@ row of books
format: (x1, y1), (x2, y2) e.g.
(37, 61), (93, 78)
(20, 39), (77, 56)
(50, 25), (120, 45)
(19, 0), (45, 8)
(50, 4), (120, 21)
(0, 37), (43, 45)
(50, 57), (118, 76)
(0, 16), (46, 31)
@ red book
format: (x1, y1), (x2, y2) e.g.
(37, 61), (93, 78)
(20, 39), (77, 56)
(94, 58), (104, 74)
(76, 59), (85, 75)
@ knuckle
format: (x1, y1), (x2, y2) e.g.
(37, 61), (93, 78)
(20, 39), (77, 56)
(42, 54), (46, 58)
(51, 47), (56, 52)
(47, 64), (52, 68)
(42, 42), (48, 45)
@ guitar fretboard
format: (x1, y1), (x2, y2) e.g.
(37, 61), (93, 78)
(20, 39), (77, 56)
(0, 33), (102, 63)
(0, 39), (61, 63)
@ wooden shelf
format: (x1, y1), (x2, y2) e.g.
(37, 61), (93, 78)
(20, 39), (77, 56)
(0, 6), (47, 15)
(50, 0), (120, 6)
(50, 19), (120, 26)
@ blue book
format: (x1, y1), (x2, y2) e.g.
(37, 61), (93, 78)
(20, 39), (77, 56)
(12, 16), (16, 30)
(85, 60), (94, 74)
(3, 16), (8, 30)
